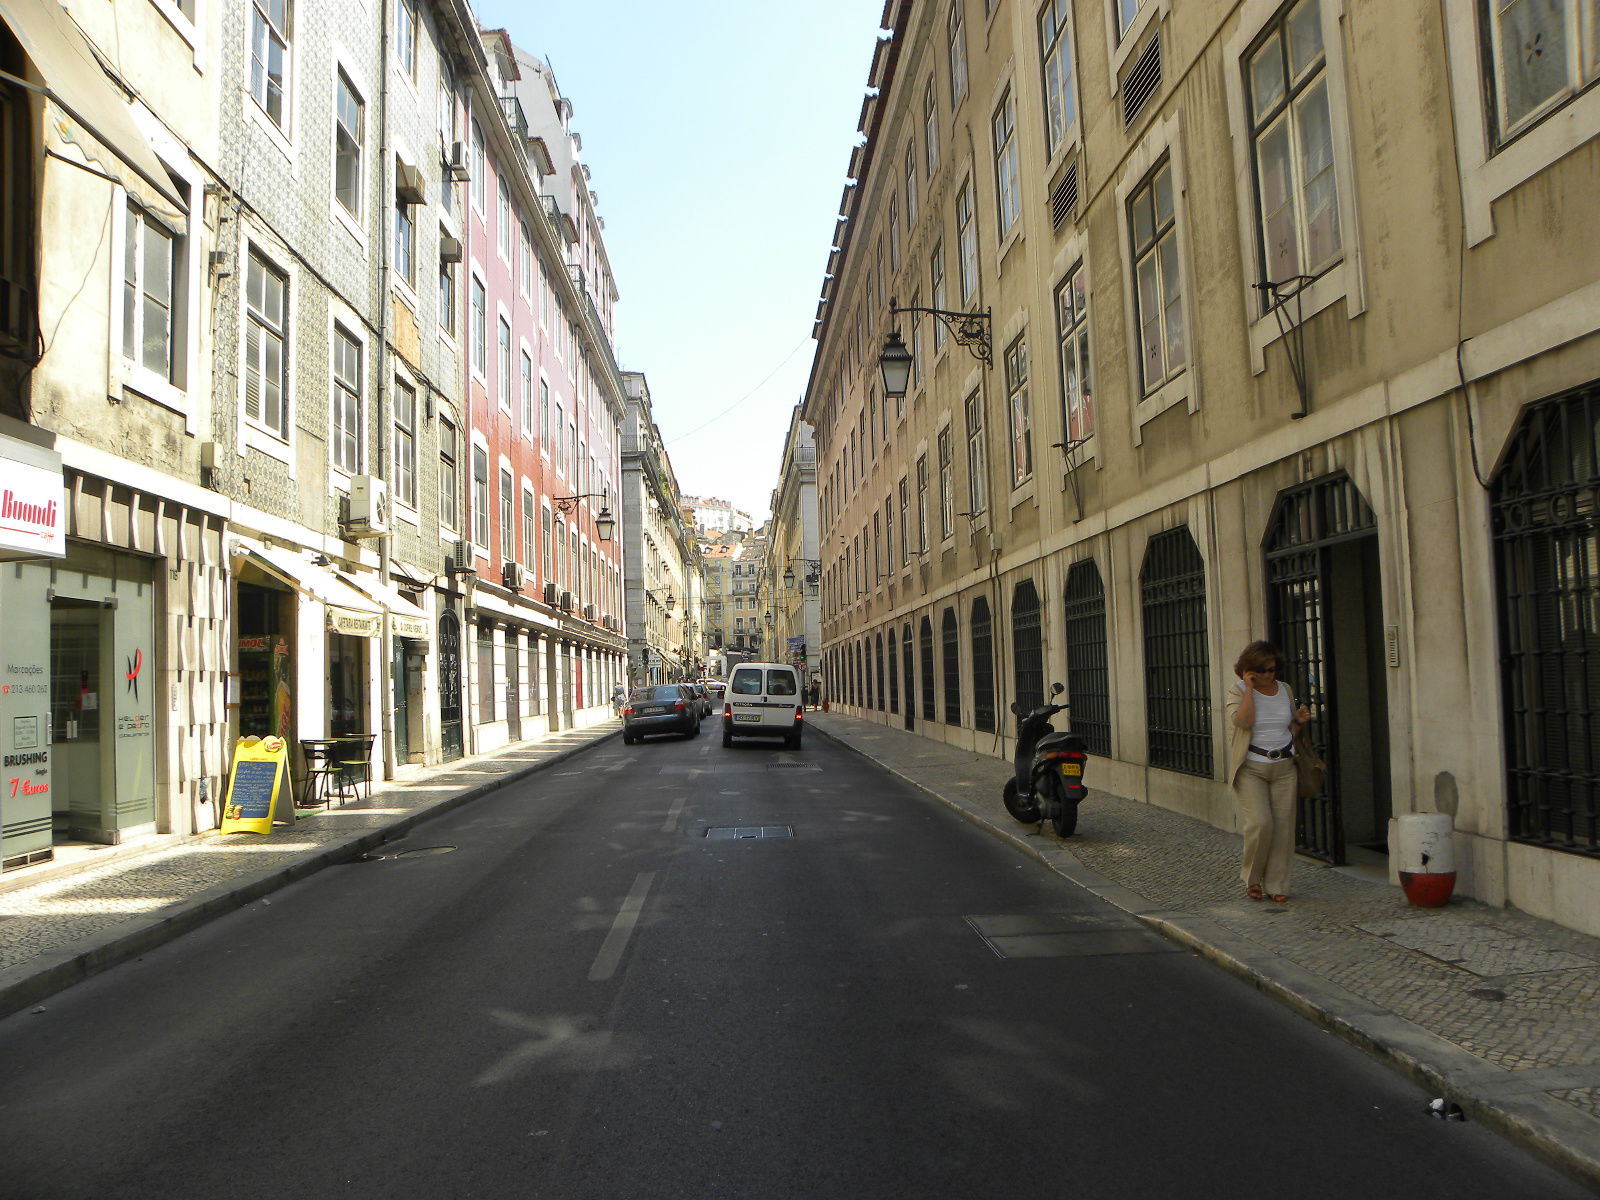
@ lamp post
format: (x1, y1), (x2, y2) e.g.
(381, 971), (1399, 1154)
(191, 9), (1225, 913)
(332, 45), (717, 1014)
(878, 296), (992, 399)
(552, 492), (616, 541)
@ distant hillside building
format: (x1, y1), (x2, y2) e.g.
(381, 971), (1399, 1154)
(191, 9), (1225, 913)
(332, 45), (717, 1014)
(684, 496), (754, 534)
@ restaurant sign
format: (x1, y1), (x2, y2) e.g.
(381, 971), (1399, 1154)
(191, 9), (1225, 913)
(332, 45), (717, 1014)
(0, 433), (65, 561)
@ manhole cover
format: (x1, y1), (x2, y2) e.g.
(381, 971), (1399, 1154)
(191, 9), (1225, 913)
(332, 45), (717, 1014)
(1468, 988), (1508, 1002)
(366, 845), (457, 859)
(704, 826), (794, 840)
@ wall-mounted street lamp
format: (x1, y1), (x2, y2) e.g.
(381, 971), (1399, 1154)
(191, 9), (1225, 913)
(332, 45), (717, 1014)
(553, 492), (616, 541)
(645, 587), (676, 614)
(782, 559), (821, 597)
(878, 295), (992, 399)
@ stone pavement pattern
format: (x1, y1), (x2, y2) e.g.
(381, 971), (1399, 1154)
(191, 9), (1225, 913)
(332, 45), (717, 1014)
(804, 711), (1600, 1189)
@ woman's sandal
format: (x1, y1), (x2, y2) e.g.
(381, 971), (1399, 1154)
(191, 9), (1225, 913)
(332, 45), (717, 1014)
(1247, 884), (1265, 901)
(1269, 894), (1289, 903)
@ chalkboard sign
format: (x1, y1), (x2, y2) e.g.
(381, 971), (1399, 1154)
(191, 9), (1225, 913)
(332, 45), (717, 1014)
(221, 736), (294, 835)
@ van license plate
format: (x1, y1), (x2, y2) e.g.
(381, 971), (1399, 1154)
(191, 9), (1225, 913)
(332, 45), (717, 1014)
(735, 714), (759, 723)
(1061, 762), (1082, 777)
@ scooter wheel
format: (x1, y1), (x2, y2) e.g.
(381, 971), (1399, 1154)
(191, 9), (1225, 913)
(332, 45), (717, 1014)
(1052, 798), (1079, 838)
(1003, 778), (1041, 824)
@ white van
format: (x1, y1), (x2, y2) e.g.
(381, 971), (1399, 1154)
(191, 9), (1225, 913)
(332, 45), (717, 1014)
(722, 662), (804, 749)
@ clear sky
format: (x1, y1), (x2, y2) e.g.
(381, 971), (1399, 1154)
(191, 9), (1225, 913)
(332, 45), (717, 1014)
(470, 0), (887, 524)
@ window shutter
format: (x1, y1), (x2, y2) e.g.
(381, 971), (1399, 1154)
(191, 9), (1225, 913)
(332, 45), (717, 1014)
(244, 318), (261, 422)
(1122, 31), (1163, 128)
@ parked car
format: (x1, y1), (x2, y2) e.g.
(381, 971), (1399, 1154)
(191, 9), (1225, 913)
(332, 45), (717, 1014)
(690, 683), (714, 718)
(700, 679), (726, 704)
(622, 685), (701, 743)
(722, 662), (803, 749)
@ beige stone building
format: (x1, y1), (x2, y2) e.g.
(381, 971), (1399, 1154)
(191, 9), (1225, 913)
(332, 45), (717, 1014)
(803, 0), (1600, 935)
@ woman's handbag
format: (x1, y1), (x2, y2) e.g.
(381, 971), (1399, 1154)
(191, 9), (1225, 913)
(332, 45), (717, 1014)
(1292, 725), (1326, 799)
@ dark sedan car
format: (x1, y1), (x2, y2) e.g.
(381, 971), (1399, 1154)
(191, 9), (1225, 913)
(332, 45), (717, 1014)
(622, 685), (701, 743)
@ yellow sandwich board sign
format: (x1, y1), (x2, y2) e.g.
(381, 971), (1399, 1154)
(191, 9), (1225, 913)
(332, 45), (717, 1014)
(220, 735), (295, 835)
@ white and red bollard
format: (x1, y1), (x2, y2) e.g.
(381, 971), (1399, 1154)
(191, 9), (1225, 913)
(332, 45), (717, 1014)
(1396, 812), (1456, 907)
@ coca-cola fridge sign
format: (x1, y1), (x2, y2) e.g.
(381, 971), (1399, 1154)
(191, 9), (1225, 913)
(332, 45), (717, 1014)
(0, 433), (65, 561)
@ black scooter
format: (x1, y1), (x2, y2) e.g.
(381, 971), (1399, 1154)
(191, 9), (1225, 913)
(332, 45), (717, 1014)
(1002, 682), (1089, 837)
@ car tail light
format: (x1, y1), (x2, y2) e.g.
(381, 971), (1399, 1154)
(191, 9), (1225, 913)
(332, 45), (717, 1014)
(673, 701), (686, 712)
(622, 706), (634, 716)
(723, 704), (732, 718)
(795, 706), (804, 722)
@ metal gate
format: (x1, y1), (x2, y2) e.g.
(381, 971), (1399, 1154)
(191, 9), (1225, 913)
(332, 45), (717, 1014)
(438, 610), (463, 761)
(1265, 473), (1377, 863)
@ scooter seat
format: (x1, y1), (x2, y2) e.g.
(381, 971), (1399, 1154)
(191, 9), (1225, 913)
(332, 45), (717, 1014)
(1035, 731), (1079, 754)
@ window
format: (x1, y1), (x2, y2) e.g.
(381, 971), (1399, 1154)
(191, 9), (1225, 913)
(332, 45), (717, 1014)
(888, 194), (901, 271)
(924, 77), (940, 173)
(541, 505), (553, 584)
(964, 390), (988, 515)
(470, 275), (486, 376)
(1246, 0), (1340, 300)
(249, 0), (289, 129)
(971, 597), (995, 731)
(1129, 159), (1185, 393)
(393, 379), (417, 507)
(993, 88), (1021, 237)
(930, 241), (948, 350)
(915, 455), (929, 555)
(1040, 0), (1076, 155)
(396, 0), (417, 80)
(956, 178), (978, 304)
(938, 427), (954, 538)
(394, 193), (415, 287)
(1141, 526), (1211, 776)
(554, 401), (565, 473)
(334, 71), (363, 219)
(875, 633), (886, 709)
(540, 379), (551, 448)
(888, 628), (900, 714)
(905, 143), (918, 224)
(521, 492), (535, 572)
(920, 617), (936, 720)
(472, 444), (489, 547)
(521, 350), (534, 434)
(477, 622), (494, 717)
(1012, 580), (1044, 717)
(439, 417), (459, 530)
(500, 467), (514, 562)
(438, 253), (456, 335)
(122, 205), (178, 382)
(899, 476), (911, 567)
(520, 221), (533, 294)
(1484, 0), (1600, 142)
(1005, 335), (1032, 486)
(1117, 0), (1147, 40)
(244, 247), (288, 438)
(331, 324), (362, 473)
(497, 315), (512, 409)
(948, 1), (968, 105)
(470, 119), (485, 211)
(1056, 263), (1093, 443)
(942, 608), (961, 723)
(497, 176), (511, 259)
(1065, 559), (1112, 755)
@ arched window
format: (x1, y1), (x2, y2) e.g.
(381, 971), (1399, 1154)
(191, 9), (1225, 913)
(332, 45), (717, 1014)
(903, 624), (915, 725)
(888, 628), (900, 713)
(972, 597), (995, 732)
(875, 632), (886, 709)
(1141, 526), (1211, 775)
(1011, 579), (1043, 718)
(942, 608), (961, 724)
(1064, 559), (1112, 755)
(920, 616), (936, 720)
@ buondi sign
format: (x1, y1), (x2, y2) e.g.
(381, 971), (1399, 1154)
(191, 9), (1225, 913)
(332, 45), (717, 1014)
(0, 433), (65, 561)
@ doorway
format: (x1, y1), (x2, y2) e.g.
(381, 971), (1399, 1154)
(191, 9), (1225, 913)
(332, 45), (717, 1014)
(438, 611), (463, 761)
(1265, 473), (1391, 864)
(506, 631), (522, 741)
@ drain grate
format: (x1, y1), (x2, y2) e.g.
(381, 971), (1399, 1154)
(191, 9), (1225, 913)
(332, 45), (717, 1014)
(364, 845), (457, 860)
(966, 913), (1179, 959)
(704, 826), (794, 840)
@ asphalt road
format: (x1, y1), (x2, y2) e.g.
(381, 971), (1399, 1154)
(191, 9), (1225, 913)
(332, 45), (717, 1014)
(0, 728), (1589, 1199)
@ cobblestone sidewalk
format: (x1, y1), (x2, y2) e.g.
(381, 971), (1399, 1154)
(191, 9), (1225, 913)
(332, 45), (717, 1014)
(806, 711), (1600, 1191)
(0, 723), (619, 1017)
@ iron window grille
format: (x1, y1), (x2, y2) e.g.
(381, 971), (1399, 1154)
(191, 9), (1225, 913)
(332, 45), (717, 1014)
(1064, 559), (1112, 756)
(973, 597), (997, 732)
(888, 628), (900, 713)
(1141, 526), (1212, 776)
(1493, 386), (1600, 858)
(943, 608), (962, 725)
(903, 625), (916, 726)
(1012, 579), (1044, 719)
(875, 633), (886, 710)
(920, 616), (937, 720)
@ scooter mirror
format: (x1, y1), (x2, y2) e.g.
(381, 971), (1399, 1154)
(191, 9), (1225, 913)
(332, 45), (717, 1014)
(1050, 682), (1064, 697)
(1009, 701), (1022, 716)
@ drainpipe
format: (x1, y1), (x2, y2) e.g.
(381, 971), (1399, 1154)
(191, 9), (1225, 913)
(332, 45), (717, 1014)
(375, 0), (396, 779)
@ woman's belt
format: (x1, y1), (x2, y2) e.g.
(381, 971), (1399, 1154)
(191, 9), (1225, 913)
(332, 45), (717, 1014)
(1248, 743), (1294, 760)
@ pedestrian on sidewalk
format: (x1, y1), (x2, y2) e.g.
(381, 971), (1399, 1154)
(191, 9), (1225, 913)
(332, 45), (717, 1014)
(611, 683), (627, 717)
(1226, 640), (1312, 903)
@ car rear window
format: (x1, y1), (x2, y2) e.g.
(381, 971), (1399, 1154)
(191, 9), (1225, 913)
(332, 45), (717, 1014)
(631, 687), (683, 702)
(766, 671), (797, 696)
(730, 669), (763, 695)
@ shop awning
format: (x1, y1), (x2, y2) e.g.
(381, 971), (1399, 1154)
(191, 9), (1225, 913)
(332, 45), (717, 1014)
(229, 538), (384, 639)
(339, 571), (430, 641)
(0, 0), (186, 222)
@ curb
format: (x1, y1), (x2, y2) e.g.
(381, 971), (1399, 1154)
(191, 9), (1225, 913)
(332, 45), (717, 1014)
(0, 730), (619, 1023)
(809, 721), (1600, 1193)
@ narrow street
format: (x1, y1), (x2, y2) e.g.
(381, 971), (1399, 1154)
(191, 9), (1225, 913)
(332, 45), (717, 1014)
(0, 733), (1584, 1199)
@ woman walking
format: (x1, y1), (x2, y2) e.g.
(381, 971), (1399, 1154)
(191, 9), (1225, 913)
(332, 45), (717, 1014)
(1225, 641), (1311, 902)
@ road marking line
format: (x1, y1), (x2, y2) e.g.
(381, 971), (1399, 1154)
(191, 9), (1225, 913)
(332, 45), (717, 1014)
(588, 871), (655, 982)
(661, 795), (687, 833)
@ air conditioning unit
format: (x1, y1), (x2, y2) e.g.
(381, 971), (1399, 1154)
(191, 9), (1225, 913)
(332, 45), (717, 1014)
(395, 162), (426, 205)
(447, 539), (474, 573)
(583, 603), (597, 621)
(558, 590), (575, 612)
(542, 580), (558, 606)
(439, 235), (463, 264)
(345, 476), (389, 537)
(502, 561), (526, 591)
(446, 140), (470, 182)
